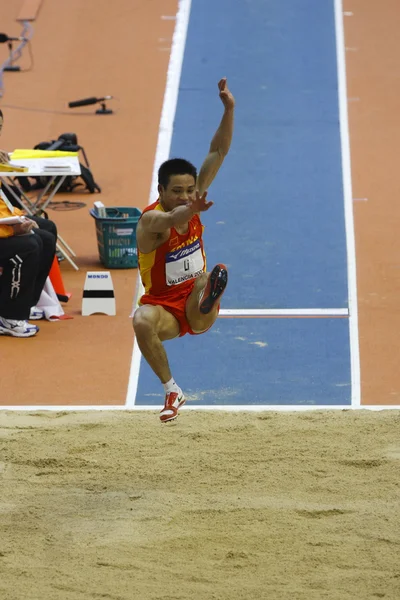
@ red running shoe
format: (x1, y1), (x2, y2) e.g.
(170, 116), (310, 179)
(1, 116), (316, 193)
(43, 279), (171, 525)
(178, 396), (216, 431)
(199, 264), (228, 315)
(160, 390), (186, 423)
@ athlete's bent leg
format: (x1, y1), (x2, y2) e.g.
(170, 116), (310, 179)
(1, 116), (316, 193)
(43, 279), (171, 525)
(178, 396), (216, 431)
(186, 264), (228, 333)
(132, 304), (180, 383)
(133, 304), (185, 423)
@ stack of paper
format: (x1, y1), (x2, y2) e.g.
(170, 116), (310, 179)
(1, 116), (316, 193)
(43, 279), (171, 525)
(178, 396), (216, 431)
(0, 216), (26, 225)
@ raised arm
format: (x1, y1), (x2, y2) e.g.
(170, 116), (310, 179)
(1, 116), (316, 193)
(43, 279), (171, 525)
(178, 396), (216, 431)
(196, 78), (235, 195)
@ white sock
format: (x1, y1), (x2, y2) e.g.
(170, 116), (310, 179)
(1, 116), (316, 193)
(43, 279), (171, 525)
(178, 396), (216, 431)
(163, 377), (180, 394)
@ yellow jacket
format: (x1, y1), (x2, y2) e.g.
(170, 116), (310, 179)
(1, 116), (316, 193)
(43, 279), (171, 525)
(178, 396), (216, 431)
(0, 188), (24, 238)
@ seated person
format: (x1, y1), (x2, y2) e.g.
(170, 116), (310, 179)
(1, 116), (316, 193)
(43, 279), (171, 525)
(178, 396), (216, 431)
(0, 109), (57, 337)
(0, 182), (58, 238)
(0, 197), (57, 337)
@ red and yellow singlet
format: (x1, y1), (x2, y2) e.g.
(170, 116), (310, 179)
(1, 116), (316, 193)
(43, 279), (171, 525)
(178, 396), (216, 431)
(138, 200), (206, 302)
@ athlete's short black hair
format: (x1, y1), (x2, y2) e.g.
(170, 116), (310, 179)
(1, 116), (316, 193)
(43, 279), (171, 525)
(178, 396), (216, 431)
(158, 158), (197, 188)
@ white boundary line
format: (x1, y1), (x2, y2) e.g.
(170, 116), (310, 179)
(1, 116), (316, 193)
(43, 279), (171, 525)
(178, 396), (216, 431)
(0, 405), (398, 412)
(125, 0), (192, 408)
(219, 308), (349, 316)
(334, 0), (361, 406)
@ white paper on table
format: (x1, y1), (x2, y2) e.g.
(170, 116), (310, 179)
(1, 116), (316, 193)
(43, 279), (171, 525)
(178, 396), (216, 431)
(10, 157), (76, 171)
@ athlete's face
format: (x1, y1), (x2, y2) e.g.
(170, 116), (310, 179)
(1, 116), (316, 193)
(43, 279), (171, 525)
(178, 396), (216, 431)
(158, 174), (196, 211)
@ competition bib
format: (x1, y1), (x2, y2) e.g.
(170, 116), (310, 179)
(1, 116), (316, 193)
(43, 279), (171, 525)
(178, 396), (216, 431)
(165, 239), (204, 286)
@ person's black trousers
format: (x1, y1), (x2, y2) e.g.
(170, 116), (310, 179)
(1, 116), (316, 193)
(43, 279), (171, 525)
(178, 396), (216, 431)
(0, 220), (56, 320)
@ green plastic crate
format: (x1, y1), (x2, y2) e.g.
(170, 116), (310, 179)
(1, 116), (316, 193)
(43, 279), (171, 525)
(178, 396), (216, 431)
(90, 206), (142, 269)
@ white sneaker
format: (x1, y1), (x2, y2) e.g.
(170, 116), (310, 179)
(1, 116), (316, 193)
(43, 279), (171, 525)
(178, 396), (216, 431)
(29, 306), (45, 320)
(0, 317), (39, 338)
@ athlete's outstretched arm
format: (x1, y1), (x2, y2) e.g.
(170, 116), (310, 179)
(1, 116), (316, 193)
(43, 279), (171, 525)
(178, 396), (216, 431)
(139, 192), (214, 234)
(196, 78), (235, 195)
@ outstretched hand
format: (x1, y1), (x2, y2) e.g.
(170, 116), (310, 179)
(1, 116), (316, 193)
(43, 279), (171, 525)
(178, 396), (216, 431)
(218, 77), (235, 110)
(188, 191), (214, 213)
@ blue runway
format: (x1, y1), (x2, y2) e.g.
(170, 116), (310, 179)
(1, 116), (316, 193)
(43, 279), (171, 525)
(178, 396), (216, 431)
(137, 317), (351, 406)
(136, 0), (352, 406)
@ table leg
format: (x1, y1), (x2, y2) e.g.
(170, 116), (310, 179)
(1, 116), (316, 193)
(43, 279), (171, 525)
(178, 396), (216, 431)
(1, 177), (35, 213)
